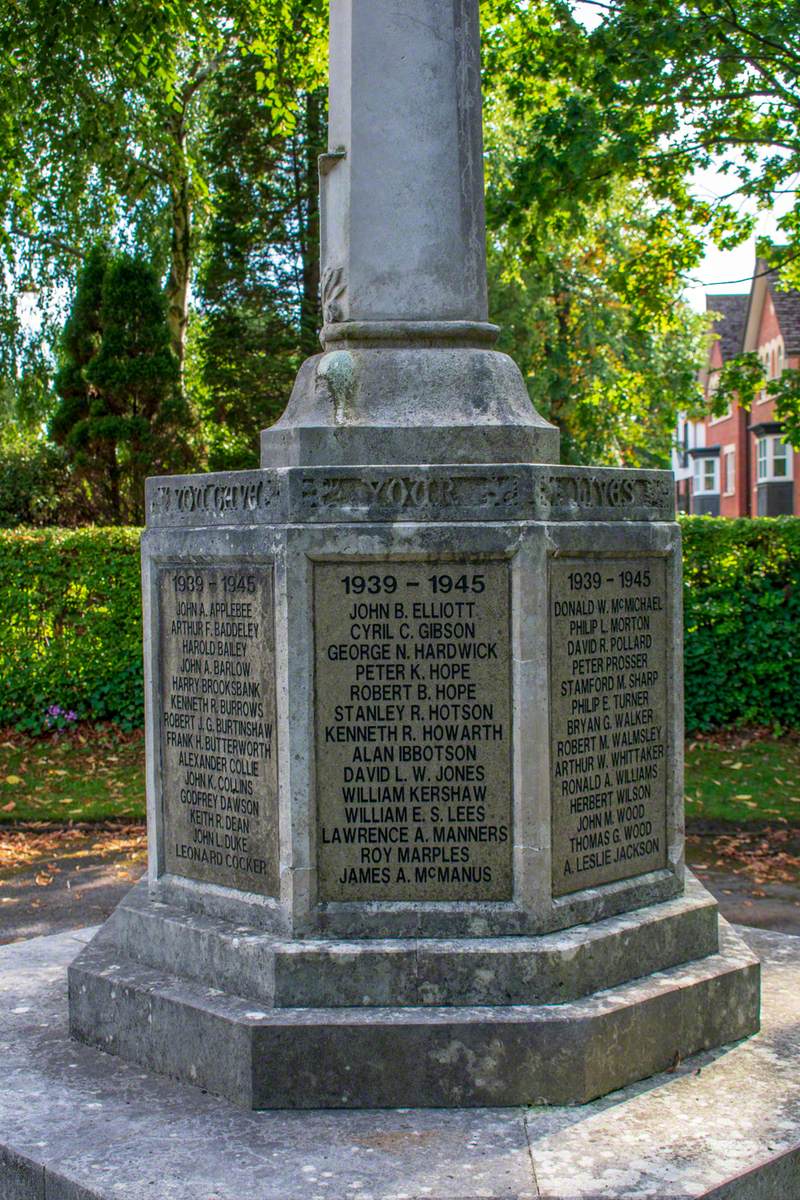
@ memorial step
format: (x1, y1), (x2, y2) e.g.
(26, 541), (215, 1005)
(68, 920), (759, 1109)
(97, 875), (720, 1009)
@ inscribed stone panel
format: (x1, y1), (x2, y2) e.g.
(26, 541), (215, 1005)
(315, 560), (513, 902)
(158, 565), (279, 895)
(550, 556), (669, 896)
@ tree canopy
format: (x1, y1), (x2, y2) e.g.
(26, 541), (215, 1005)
(482, 0), (800, 273)
(3, 0), (799, 509)
(0, 0), (327, 367)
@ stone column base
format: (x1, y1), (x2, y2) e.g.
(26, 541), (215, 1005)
(68, 875), (759, 1109)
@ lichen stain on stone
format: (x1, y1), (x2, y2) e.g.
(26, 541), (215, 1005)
(351, 1130), (440, 1150)
(316, 352), (357, 424)
(432, 1039), (477, 1070)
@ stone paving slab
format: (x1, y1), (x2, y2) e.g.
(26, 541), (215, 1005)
(0, 925), (799, 1199)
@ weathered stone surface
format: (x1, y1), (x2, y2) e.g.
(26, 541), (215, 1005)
(260, 346), (560, 468)
(314, 558), (512, 903)
(320, 0), (488, 331)
(146, 463), (677, 529)
(139, 514), (684, 942)
(68, 900), (758, 1109)
(3, 925), (791, 1199)
(158, 563), (279, 896)
(85, 873), (721, 1009)
(550, 555), (669, 896)
(67, 0), (756, 1123)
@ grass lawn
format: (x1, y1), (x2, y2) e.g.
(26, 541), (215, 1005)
(0, 725), (797, 829)
(684, 732), (800, 827)
(0, 727), (145, 824)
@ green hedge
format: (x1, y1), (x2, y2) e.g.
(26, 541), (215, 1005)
(681, 516), (800, 732)
(0, 528), (143, 733)
(1, 519), (799, 734)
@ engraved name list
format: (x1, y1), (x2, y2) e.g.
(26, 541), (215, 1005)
(315, 560), (513, 902)
(158, 565), (279, 895)
(550, 556), (669, 896)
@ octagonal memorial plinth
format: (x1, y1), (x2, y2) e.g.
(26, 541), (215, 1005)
(68, 461), (760, 1108)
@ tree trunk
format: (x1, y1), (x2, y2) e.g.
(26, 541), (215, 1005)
(299, 88), (324, 354)
(166, 115), (192, 369)
(106, 446), (122, 524)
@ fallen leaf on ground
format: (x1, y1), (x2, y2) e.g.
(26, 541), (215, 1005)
(34, 872), (53, 886)
(1, 801), (15, 812)
(4, 776), (22, 786)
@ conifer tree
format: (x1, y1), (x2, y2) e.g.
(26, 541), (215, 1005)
(51, 250), (194, 522)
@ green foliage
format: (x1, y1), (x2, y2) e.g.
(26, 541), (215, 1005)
(195, 71), (326, 469)
(481, 29), (710, 468)
(771, 369), (800, 450)
(0, 528), (144, 734)
(0, 0), (328, 368)
(481, 0), (800, 275)
(711, 350), (765, 417)
(486, 178), (708, 466)
(0, 442), (89, 528)
(2, 520), (799, 736)
(50, 248), (194, 522)
(681, 517), (800, 733)
(709, 351), (800, 451)
(0, 361), (54, 443)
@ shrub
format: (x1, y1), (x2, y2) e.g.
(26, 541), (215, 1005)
(1, 518), (798, 734)
(681, 516), (800, 732)
(0, 528), (143, 733)
(0, 443), (91, 528)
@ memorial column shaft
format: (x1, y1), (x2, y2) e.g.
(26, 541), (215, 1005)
(321, 0), (489, 332)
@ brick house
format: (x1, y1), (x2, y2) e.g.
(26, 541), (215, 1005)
(674, 261), (800, 516)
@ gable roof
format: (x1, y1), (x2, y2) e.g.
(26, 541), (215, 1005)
(742, 255), (800, 356)
(705, 293), (748, 361)
(768, 281), (800, 354)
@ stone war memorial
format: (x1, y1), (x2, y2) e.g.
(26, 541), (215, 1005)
(66, 0), (760, 1110)
(9, 2), (800, 1198)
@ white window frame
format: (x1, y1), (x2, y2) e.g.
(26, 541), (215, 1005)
(693, 455), (720, 495)
(756, 435), (794, 483)
(723, 448), (736, 496)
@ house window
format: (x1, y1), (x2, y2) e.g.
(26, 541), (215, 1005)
(693, 456), (719, 494)
(724, 449), (736, 496)
(756, 435), (793, 483)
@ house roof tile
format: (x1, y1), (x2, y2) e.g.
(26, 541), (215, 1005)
(705, 294), (748, 361)
(768, 284), (800, 354)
